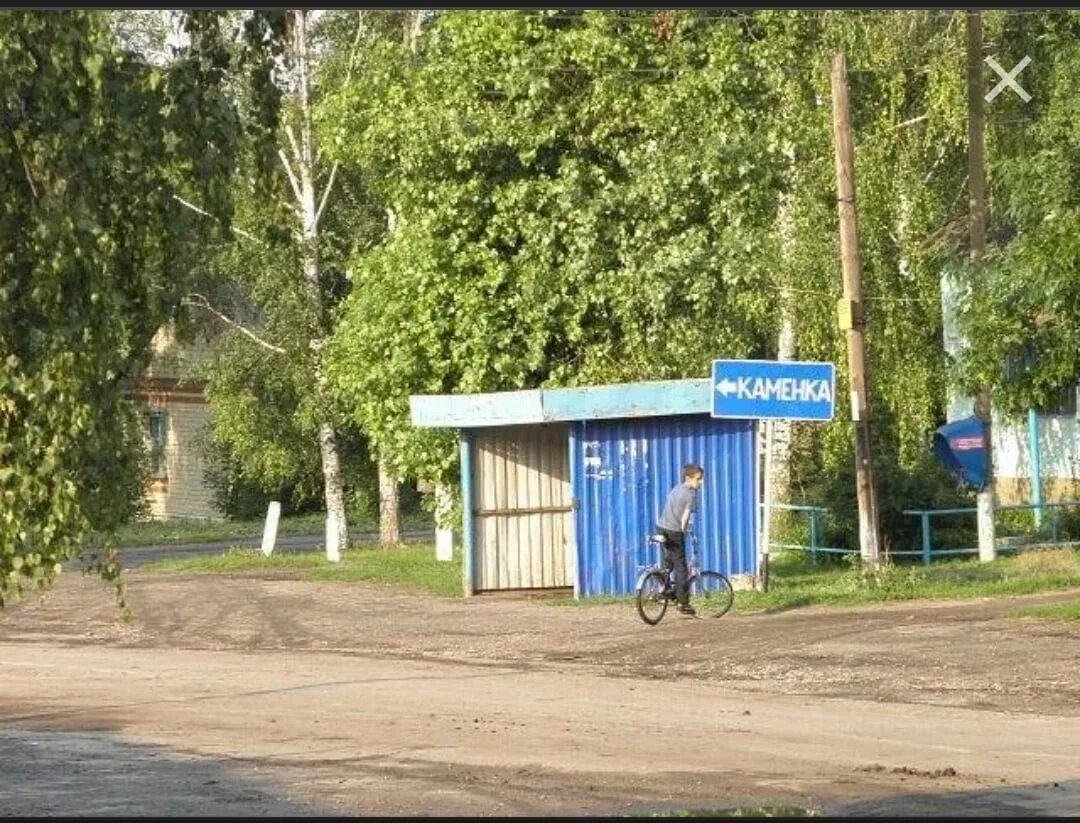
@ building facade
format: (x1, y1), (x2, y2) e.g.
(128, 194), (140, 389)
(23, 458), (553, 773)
(129, 324), (220, 521)
(942, 273), (1080, 506)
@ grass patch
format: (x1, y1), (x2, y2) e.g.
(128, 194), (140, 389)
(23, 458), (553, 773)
(139, 542), (462, 598)
(135, 540), (1080, 613)
(100, 512), (434, 549)
(1012, 601), (1080, 621)
(646, 807), (818, 817)
(543, 548), (1080, 614)
(733, 547), (1080, 614)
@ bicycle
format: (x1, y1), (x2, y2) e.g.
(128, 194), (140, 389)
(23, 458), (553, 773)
(634, 530), (734, 625)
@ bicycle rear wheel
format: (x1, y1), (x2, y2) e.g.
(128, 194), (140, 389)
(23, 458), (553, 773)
(690, 571), (734, 618)
(636, 571), (670, 626)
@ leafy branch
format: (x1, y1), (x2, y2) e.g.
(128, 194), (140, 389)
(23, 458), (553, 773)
(180, 293), (286, 354)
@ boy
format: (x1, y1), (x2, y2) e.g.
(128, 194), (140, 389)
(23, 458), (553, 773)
(656, 463), (705, 616)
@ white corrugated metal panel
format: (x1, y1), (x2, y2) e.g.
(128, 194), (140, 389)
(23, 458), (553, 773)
(410, 379), (713, 428)
(410, 390), (543, 428)
(473, 424), (572, 591)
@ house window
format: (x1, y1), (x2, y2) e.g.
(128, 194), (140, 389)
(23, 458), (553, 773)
(1037, 385), (1078, 417)
(147, 411), (168, 478)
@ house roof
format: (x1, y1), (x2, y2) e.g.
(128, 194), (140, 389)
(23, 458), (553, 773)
(409, 378), (713, 428)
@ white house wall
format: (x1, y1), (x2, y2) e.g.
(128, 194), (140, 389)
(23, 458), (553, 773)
(993, 412), (1080, 503)
(133, 323), (221, 521)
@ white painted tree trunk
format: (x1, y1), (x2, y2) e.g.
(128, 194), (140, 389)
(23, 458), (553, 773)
(378, 458), (401, 546)
(319, 422), (348, 560)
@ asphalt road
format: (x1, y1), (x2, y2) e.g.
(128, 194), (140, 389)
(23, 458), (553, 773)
(112, 528), (436, 569)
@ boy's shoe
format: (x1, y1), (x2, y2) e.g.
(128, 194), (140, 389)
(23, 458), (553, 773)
(677, 604), (697, 616)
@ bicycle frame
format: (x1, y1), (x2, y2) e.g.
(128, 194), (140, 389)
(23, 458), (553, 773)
(634, 531), (701, 593)
(635, 528), (735, 624)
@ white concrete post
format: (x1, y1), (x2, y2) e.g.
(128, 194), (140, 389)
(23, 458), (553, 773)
(260, 501), (281, 557)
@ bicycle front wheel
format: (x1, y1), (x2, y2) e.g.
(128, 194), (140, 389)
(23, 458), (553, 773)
(636, 570), (670, 626)
(690, 571), (734, 618)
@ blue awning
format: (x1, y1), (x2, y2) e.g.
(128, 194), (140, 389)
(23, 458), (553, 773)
(933, 415), (989, 490)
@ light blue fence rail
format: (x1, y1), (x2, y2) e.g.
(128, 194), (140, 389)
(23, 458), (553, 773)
(900, 501), (1080, 565)
(764, 503), (845, 563)
(764, 500), (1080, 565)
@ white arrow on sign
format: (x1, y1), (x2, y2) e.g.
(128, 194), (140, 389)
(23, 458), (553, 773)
(715, 378), (738, 396)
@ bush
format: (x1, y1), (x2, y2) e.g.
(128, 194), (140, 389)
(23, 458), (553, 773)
(200, 430), (326, 521)
(198, 423), (426, 526)
(800, 434), (974, 554)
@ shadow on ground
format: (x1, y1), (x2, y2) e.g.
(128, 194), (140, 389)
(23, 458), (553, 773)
(0, 728), (324, 816)
(830, 777), (1080, 816)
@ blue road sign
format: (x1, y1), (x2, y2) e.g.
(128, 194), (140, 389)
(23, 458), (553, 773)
(711, 359), (836, 421)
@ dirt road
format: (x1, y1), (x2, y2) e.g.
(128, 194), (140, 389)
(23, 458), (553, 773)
(2, 564), (1079, 816)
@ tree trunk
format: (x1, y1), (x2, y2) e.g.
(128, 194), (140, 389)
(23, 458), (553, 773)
(290, 9), (349, 562)
(318, 422), (349, 559)
(375, 9), (423, 549)
(771, 171), (797, 507)
(433, 480), (454, 561)
(378, 457), (401, 546)
(405, 9), (424, 53)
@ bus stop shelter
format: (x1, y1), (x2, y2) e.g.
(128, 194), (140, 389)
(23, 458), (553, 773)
(410, 379), (759, 598)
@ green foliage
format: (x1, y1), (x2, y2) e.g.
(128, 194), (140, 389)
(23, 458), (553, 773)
(802, 430), (975, 551)
(196, 330), (381, 521)
(325, 11), (795, 480)
(8, 9), (1079, 605)
(187, 10), (391, 524)
(75, 400), (150, 532)
(323, 10), (987, 536)
(0, 10), (238, 605)
(200, 429), (315, 521)
(0, 353), (89, 606)
(953, 12), (1080, 413)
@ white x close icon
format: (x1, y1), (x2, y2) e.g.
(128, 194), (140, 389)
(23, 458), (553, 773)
(985, 55), (1032, 103)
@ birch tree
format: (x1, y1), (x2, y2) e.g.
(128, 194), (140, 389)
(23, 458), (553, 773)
(278, 10), (351, 559)
(175, 10), (376, 560)
(0, 10), (238, 605)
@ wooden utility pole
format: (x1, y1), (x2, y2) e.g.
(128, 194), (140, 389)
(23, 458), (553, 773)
(967, 10), (996, 562)
(830, 51), (883, 570)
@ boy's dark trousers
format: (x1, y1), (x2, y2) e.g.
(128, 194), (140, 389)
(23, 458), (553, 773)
(657, 527), (689, 606)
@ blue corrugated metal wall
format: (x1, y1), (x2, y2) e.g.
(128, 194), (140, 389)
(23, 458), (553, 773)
(573, 415), (757, 597)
